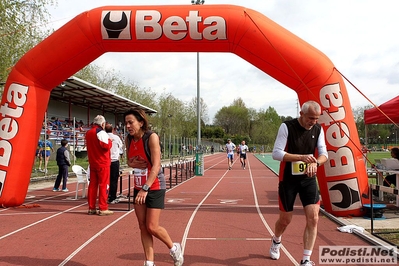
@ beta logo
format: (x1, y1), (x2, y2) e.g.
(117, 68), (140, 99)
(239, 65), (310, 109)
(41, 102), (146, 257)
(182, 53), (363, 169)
(135, 10), (227, 41)
(0, 83), (29, 196)
(327, 178), (362, 211)
(101, 10), (227, 41)
(101, 11), (132, 39)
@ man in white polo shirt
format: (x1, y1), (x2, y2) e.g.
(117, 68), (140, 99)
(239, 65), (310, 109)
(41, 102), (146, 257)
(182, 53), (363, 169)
(225, 139), (236, 170)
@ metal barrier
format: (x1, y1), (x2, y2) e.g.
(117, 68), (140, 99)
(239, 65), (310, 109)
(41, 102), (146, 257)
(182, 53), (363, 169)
(164, 158), (196, 189)
(113, 158), (196, 211)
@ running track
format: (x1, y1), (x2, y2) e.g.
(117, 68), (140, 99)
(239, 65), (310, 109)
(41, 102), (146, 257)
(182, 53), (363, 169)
(0, 153), (371, 266)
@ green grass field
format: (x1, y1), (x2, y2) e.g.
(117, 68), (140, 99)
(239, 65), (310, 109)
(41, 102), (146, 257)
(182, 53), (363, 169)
(31, 157), (89, 178)
(365, 150), (391, 167)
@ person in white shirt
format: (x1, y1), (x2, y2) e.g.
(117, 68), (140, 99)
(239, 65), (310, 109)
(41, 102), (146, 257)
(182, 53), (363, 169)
(225, 139), (236, 170)
(269, 101), (328, 266)
(105, 123), (123, 204)
(239, 140), (249, 169)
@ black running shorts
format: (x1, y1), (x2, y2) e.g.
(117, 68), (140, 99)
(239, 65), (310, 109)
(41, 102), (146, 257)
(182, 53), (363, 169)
(278, 177), (320, 212)
(133, 189), (166, 209)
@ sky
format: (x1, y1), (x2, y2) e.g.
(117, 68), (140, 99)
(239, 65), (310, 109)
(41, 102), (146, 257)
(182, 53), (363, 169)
(46, 0), (399, 123)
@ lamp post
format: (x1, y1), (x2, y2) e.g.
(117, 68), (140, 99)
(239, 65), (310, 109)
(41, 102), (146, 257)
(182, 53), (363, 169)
(191, 0), (204, 150)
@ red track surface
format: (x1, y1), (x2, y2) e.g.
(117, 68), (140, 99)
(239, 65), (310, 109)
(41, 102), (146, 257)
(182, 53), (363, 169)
(0, 153), (371, 266)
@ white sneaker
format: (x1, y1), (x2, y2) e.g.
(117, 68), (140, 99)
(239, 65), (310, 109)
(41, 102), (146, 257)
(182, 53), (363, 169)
(300, 260), (315, 266)
(170, 243), (184, 266)
(269, 239), (281, 260)
(62, 188), (69, 192)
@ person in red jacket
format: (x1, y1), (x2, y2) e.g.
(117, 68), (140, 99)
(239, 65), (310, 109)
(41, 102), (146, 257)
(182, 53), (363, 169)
(85, 115), (113, 216)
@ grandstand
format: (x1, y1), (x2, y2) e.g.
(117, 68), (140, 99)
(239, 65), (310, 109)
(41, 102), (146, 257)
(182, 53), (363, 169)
(40, 76), (156, 154)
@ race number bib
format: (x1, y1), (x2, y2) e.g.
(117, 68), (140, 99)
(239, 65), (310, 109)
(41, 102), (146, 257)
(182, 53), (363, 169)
(292, 161), (307, 175)
(133, 168), (148, 188)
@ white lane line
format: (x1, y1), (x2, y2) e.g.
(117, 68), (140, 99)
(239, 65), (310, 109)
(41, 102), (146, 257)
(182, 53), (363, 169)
(180, 160), (230, 253)
(58, 210), (134, 266)
(247, 157), (299, 266)
(0, 203), (87, 240)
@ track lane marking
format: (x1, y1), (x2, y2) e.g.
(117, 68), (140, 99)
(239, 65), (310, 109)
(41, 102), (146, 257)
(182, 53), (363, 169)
(247, 156), (299, 265)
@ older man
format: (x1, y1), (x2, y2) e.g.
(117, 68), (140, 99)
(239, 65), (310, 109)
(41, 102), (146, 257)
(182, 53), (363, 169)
(85, 115), (113, 216)
(269, 101), (328, 266)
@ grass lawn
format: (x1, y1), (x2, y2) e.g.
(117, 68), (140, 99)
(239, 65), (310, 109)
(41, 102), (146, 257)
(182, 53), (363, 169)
(365, 151), (392, 185)
(31, 156), (89, 178)
(365, 150), (391, 167)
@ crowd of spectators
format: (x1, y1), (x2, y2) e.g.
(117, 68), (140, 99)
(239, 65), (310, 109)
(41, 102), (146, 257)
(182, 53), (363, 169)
(41, 117), (125, 150)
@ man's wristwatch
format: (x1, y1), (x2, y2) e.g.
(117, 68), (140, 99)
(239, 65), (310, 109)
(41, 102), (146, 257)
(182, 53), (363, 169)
(142, 184), (150, 192)
(316, 161), (320, 167)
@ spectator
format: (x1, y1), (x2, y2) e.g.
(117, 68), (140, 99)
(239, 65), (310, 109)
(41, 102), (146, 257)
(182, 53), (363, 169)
(53, 139), (71, 192)
(53, 117), (63, 130)
(34, 138), (44, 172)
(105, 123), (123, 204)
(40, 138), (54, 173)
(383, 147), (399, 188)
(85, 115), (113, 216)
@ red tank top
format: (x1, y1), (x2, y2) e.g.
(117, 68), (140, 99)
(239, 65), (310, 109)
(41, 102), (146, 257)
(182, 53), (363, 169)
(128, 138), (161, 190)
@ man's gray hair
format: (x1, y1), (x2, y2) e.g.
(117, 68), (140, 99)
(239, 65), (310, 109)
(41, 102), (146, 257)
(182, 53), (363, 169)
(301, 100), (321, 114)
(93, 115), (106, 126)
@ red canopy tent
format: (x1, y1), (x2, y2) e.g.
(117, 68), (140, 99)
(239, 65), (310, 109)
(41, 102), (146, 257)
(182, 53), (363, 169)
(364, 95), (399, 146)
(364, 95), (399, 124)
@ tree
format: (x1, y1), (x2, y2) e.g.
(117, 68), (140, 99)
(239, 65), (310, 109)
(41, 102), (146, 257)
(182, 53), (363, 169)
(201, 125), (225, 139)
(250, 106), (280, 145)
(0, 0), (57, 89)
(213, 97), (250, 135)
(151, 93), (188, 137)
(352, 105), (372, 143)
(188, 96), (209, 125)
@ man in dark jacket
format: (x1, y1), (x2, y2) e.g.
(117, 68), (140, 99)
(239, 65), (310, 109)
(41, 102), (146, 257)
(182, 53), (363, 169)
(53, 139), (71, 192)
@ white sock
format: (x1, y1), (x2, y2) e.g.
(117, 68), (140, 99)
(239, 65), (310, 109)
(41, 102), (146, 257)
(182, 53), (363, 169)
(302, 249), (312, 262)
(145, 261), (154, 266)
(170, 244), (177, 252)
(273, 235), (281, 243)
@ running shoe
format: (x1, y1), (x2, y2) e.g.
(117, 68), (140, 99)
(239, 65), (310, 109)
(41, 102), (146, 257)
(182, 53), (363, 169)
(300, 260), (315, 266)
(52, 188), (60, 192)
(269, 239), (281, 260)
(108, 199), (119, 204)
(62, 188), (69, 192)
(87, 209), (98, 215)
(170, 243), (184, 266)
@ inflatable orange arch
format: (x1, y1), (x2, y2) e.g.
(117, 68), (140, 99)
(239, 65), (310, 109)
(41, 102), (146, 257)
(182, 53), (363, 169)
(0, 5), (368, 216)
